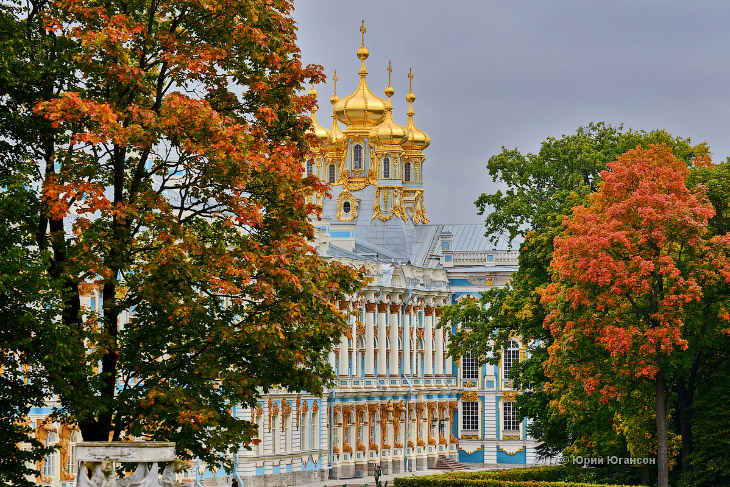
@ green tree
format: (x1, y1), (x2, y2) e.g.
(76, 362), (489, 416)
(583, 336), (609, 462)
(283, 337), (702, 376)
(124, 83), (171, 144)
(442, 124), (708, 483)
(0, 0), (361, 473)
(542, 144), (730, 487)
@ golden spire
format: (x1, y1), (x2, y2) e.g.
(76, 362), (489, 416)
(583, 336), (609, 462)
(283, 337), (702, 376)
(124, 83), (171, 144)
(357, 19), (369, 76)
(306, 84), (329, 144)
(328, 70), (345, 149)
(370, 61), (405, 146)
(334, 20), (386, 128)
(402, 68), (430, 150)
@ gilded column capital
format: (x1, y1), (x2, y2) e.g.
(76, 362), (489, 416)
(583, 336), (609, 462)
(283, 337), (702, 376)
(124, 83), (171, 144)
(365, 302), (377, 313)
(378, 302), (390, 313)
(389, 303), (401, 313)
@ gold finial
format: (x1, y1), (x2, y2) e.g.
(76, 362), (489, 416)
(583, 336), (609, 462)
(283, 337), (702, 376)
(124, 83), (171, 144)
(333, 70), (338, 96)
(406, 67), (416, 104)
(360, 19), (366, 47)
(384, 61), (394, 99)
(357, 21), (369, 65)
(330, 70), (339, 105)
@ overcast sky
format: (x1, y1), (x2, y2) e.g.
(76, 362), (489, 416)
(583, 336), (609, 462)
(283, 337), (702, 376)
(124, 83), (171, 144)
(293, 1), (730, 225)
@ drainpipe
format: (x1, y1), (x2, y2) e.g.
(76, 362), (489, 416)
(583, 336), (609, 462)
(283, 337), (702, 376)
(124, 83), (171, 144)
(329, 386), (335, 478)
(233, 453), (245, 487)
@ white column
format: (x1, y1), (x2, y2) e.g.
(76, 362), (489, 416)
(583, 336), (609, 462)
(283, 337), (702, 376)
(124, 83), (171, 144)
(339, 334), (348, 376)
(424, 305), (434, 377)
(435, 311), (444, 376)
(377, 302), (388, 377)
(365, 302), (376, 376)
(351, 317), (358, 377)
(403, 304), (412, 375)
(389, 303), (400, 376)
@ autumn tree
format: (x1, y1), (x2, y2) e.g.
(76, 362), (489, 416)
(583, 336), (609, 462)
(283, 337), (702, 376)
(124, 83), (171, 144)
(541, 144), (730, 487)
(442, 123), (707, 470)
(0, 0), (361, 472)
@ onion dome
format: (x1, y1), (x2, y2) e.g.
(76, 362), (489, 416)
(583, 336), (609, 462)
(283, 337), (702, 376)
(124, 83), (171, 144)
(327, 71), (345, 149)
(369, 62), (406, 145)
(305, 86), (330, 144)
(334, 21), (386, 127)
(401, 68), (431, 151)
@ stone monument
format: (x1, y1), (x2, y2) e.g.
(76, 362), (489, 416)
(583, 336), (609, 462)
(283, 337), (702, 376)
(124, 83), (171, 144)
(74, 442), (176, 487)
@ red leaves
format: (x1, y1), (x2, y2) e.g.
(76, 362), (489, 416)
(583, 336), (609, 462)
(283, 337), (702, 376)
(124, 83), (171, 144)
(544, 143), (730, 397)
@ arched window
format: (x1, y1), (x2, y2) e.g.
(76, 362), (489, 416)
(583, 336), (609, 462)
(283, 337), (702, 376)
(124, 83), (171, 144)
(383, 157), (390, 178)
(404, 162), (411, 181)
(503, 340), (520, 385)
(67, 430), (81, 476)
(353, 144), (363, 169)
(45, 432), (59, 479)
(328, 164), (336, 183)
(343, 201), (351, 214)
(306, 160), (314, 176)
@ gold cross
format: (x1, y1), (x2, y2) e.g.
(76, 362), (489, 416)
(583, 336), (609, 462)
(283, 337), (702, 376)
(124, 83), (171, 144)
(360, 19), (366, 47)
(332, 70), (338, 96)
(408, 67), (413, 92)
(387, 60), (392, 85)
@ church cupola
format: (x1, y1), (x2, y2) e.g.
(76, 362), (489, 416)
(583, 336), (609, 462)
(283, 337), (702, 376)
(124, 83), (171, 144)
(326, 71), (346, 152)
(306, 86), (330, 145)
(334, 21), (386, 131)
(369, 62), (406, 146)
(401, 68), (431, 151)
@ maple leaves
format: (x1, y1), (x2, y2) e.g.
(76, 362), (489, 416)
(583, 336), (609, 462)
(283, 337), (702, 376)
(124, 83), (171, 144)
(0, 0), (360, 472)
(542, 144), (730, 486)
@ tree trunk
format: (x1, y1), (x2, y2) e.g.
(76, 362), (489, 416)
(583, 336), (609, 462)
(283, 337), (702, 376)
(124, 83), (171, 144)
(656, 373), (669, 487)
(677, 377), (693, 473)
(640, 463), (650, 486)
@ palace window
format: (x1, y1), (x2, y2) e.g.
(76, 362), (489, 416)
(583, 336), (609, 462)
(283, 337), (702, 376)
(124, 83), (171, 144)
(462, 351), (479, 380)
(353, 144), (363, 169)
(503, 340), (520, 384)
(328, 164), (336, 183)
(461, 401), (479, 431)
(306, 160), (314, 176)
(383, 157), (390, 178)
(343, 201), (351, 214)
(404, 162), (411, 181)
(503, 401), (520, 432)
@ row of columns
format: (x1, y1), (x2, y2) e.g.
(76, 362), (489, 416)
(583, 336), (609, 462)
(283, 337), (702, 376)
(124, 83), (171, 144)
(331, 399), (459, 457)
(331, 293), (452, 379)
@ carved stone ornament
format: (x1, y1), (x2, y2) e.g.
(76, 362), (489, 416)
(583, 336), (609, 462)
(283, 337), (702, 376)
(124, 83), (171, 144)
(435, 308), (443, 318)
(59, 423), (81, 480)
(356, 323), (366, 337)
(295, 397), (302, 429)
(75, 442), (176, 487)
(390, 303), (401, 313)
(424, 305), (434, 315)
(312, 400), (319, 413)
(35, 421), (57, 483)
(378, 302), (390, 313)
(501, 391), (519, 402)
(365, 302), (377, 313)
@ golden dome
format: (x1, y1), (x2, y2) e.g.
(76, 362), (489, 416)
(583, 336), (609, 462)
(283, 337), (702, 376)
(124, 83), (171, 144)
(334, 21), (386, 127)
(369, 62), (406, 145)
(306, 86), (330, 144)
(327, 71), (345, 149)
(401, 68), (430, 151)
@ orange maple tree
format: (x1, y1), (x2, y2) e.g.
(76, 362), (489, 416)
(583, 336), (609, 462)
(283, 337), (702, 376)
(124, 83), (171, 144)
(541, 144), (730, 486)
(1, 0), (360, 467)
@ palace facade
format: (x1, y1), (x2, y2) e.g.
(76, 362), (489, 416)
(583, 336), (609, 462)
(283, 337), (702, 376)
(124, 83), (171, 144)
(26, 24), (541, 487)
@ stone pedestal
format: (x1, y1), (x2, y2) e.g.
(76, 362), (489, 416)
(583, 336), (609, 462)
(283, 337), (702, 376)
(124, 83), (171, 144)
(75, 441), (176, 487)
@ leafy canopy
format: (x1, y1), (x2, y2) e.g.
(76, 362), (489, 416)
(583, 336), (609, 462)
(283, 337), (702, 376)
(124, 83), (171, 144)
(0, 0), (361, 471)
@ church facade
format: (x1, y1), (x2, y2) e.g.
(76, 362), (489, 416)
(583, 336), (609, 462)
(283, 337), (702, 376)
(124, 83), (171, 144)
(26, 24), (541, 487)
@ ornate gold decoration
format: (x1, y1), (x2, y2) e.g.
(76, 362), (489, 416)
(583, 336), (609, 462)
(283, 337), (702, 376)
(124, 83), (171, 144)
(461, 390), (479, 402)
(312, 400), (319, 413)
(411, 190), (429, 224)
(405, 305), (413, 313)
(501, 391), (519, 402)
(466, 276), (495, 286)
(59, 423), (80, 481)
(356, 322), (366, 337)
(343, 443), (353, 454)
(301, 401), (309, 413)
(450, 433), (458, 444)
(296, 397), (302, 429)
(424, 305), (434, 315)
(464, 381), (477, 388)
(435, 308), (443, 318)
(377, 302), (389, 313)
(389, 304), (401, 313)
(35, 420), (57, 483)
(282, 400), (291, 431)
(503, 434), (520, 440)
(365, 302), (377, 313)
